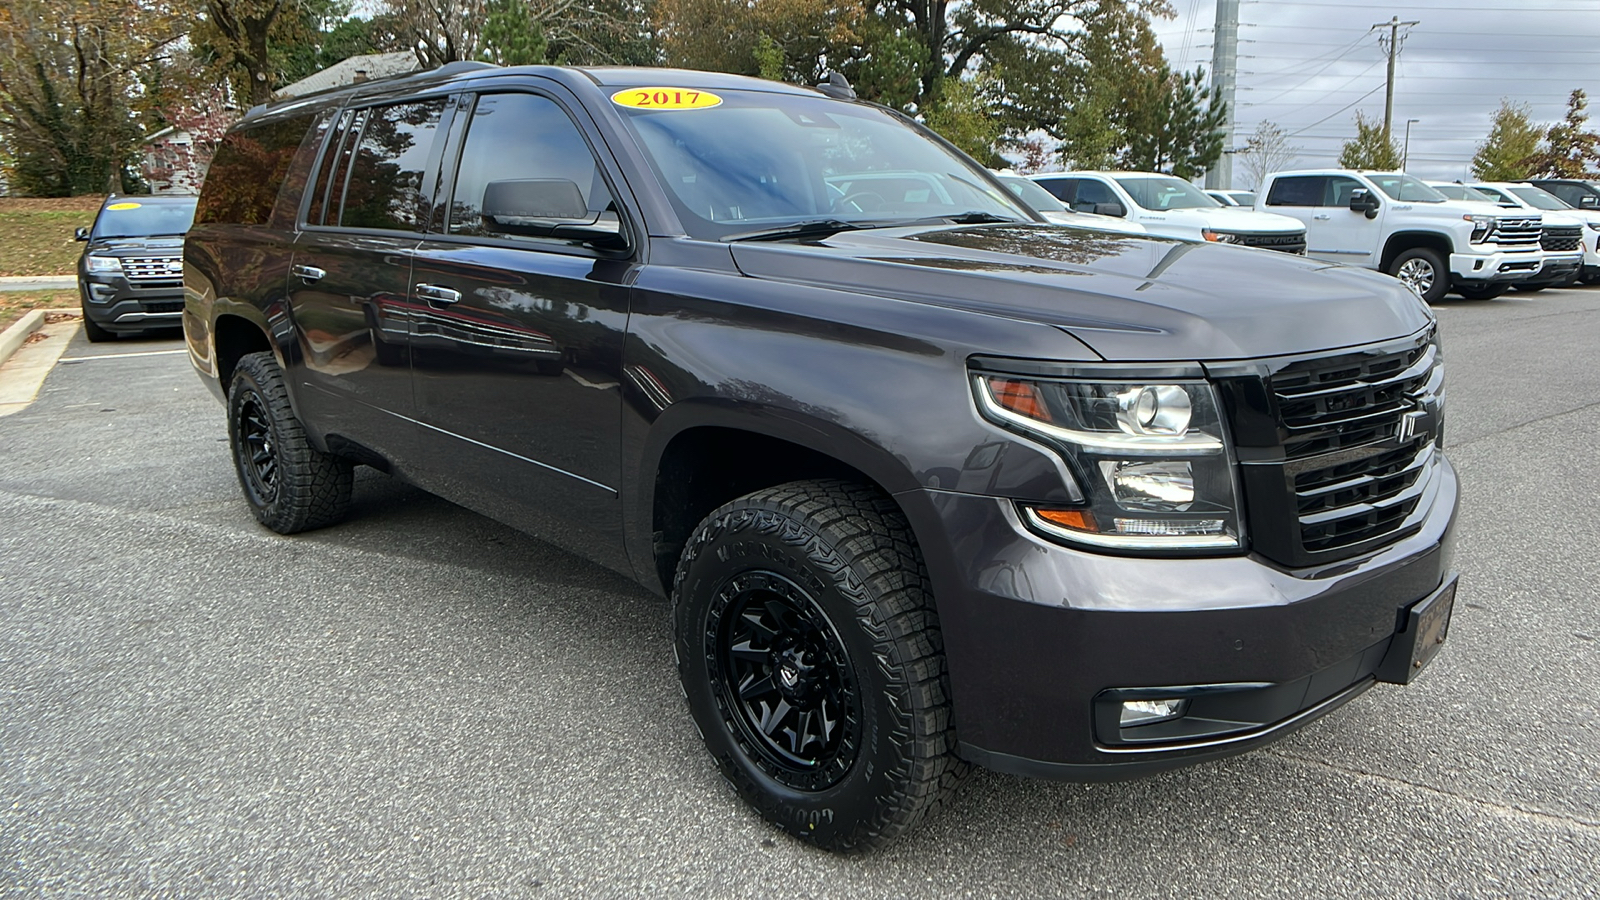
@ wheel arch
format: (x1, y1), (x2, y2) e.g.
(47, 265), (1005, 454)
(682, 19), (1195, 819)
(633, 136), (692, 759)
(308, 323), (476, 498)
(637, 404), (923, 596)
(1380, 231), (1453, 273)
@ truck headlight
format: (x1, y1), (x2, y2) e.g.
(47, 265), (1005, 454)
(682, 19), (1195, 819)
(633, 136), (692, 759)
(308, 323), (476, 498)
(1201, 229), (1242, 244)
(974, 372), (1243, 551)
(1464, 215), (1496, 243)
(85, 255), (123, 273)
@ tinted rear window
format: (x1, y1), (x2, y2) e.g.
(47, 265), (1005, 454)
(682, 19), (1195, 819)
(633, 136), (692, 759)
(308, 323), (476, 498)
(196, 114), (317, 226)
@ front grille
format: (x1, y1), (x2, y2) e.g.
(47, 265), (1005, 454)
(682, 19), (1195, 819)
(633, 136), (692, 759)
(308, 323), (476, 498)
(123, 256), (184, 284)
(1237, 232), (1307, 255)
(1490, 216), (1541, 248)
(1229, 330), (1445, 566)
(1542, 225), (1582, 252)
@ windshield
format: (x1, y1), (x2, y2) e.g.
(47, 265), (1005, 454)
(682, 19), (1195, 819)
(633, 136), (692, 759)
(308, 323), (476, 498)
(997, 175), (1068, 212)
(1369, 174), (1446, 203)
(1507, 186), (1571, 211)
(1112, 176), (1220, 210)
(91, 199), (197, 238)
(1431, 184), (1496, 203)
(610, 88), (1030, 239)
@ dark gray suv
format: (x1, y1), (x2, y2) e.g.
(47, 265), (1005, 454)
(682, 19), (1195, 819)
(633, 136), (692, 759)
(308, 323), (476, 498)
(185, 63), (1460, 850)
(75, 194), (196, 341)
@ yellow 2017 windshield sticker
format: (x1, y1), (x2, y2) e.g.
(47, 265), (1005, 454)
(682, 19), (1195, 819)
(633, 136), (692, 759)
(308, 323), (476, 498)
(611, 88), (722, 110)
(106, 202), (143, 211)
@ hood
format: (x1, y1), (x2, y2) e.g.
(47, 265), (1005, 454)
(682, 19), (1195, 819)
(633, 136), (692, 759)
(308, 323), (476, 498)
(729, 223), (1433, 362)
(1145, 206), (1305, 234)
(85, 235), (185, 257)
(1038, 210), (1148, 235)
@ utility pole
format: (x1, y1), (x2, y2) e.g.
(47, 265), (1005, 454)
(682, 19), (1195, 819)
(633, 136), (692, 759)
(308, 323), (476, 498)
(1205, 0), (1240, 190)
(1371, 16), (1419, 144)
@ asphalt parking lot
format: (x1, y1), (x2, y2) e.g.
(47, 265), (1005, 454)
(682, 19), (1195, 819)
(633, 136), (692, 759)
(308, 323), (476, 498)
(2, 288), (1598, 899)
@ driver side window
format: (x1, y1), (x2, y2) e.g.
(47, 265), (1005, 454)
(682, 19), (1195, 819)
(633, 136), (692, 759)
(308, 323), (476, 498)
(1072, 179), (1116, 213)
(446, 93), (615, 244)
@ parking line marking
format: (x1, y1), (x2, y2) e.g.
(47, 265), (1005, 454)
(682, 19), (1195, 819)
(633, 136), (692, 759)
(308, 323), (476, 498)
(60, 349), (189, 362)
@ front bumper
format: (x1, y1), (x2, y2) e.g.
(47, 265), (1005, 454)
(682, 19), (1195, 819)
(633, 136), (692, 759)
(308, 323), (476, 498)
(899, 455), (1458, 781)
(1522, 251), (1583, 287)
(79, 273), (185, 334)
(1450, 248), (1542, 284)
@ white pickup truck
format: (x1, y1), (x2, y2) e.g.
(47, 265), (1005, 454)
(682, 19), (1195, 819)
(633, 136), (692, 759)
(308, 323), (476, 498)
(1255, 169), (1543, 302)
(1028, 171), (1308, 254)
(1465, 181), (1598, 291)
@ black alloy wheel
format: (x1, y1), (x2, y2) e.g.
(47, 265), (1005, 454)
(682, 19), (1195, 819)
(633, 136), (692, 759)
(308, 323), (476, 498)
(710, 570), (861, 791)
(673, 479), (967, 851)
(227, 352), (353, 533)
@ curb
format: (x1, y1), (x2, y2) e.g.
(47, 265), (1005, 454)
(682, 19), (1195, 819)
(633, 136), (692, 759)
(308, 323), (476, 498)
(0, 308), (79, 370)
(0, 276), (77, 292)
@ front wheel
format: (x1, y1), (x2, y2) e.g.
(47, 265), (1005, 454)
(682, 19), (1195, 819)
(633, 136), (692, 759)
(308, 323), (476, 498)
(1455, 283), (1507, 300)
(227, 352), (353, 533)
(672, 479), (967, 851)
(80, 305), (115, 343)
(1388, 247), (1449, 304)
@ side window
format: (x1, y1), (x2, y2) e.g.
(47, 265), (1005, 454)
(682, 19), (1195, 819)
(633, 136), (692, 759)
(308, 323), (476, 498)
(194, 113), (317, 226)
(339, 99), (447, 231)
(1072, 179), (1115, 212)
(1546, 184), (1581, 206)
(306, 109), (357, 227)
(1265, 176), (1325, 207)
(1325, 176), (1367, 208)
(1033, 178), (1073, 202)
(446, 92), (615, 244)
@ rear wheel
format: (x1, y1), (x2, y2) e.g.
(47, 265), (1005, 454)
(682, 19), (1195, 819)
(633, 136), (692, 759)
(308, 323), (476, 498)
(227, 351), (352, 533)
(1455, 283), (1507, 300)
(1388, 247), (1449, 304)
(672, 479), (967, 851)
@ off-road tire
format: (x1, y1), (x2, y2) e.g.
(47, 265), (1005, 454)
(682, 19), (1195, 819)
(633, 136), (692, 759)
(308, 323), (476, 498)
(227, 351), (352, 533)
(1389, 247), (1449, 304)
(672, 479), (967, 852)
(81, 306), (115, 342)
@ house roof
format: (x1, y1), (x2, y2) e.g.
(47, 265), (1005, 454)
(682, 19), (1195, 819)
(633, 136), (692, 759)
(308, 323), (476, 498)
(276, 51), (421, 99)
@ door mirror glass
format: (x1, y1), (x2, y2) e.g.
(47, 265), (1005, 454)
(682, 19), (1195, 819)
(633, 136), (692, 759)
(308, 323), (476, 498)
(484, 179), (589, 224)
(1580, 195), (1599, 209)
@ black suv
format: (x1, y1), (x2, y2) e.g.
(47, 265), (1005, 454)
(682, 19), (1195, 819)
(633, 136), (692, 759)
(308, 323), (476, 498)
(185, 64), (1459, 851)
(76, 193), (197, 341)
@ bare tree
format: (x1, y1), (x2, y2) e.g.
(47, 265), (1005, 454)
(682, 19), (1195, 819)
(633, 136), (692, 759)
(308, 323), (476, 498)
(1235, 120), (1300, 191)
(383, 0), (645, 67)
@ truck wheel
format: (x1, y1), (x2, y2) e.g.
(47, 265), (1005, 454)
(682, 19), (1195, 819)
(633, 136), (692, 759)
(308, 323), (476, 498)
(1389, 248), (1448, 304)
(227, 351), (352, 534)
(1511, 284), (1547, 294)
(1455, 283), (1507, 300)
(80, 306), (115, 343)
(672, 479), (967, 851)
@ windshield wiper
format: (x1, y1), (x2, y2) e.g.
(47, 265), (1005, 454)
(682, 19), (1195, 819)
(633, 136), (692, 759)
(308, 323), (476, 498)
(723, 218), (909, 242)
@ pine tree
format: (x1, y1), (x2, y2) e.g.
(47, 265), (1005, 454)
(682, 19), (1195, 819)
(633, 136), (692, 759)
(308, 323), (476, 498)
(1522, 90), (1600, 178)
(1338, 111), (1401, 170)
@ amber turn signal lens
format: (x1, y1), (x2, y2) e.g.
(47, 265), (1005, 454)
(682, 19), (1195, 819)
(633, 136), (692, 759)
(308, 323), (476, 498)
(986, 377), (1053, 423)
(1032, 508), (1096, 532)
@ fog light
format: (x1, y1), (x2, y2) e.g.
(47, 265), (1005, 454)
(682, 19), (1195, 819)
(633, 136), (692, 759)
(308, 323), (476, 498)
(1120, 698), (1187, 727)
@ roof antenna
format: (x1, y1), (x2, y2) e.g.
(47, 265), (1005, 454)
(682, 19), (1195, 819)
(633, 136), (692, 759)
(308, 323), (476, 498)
(815, 71), (856, 100)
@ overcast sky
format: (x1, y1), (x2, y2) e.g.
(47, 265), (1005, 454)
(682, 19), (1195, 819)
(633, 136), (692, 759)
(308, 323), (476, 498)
(1148, 0), (1600, 187)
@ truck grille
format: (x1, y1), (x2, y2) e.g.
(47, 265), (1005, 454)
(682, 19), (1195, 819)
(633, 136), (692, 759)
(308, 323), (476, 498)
(123, 256), (185, 284)
(1236, 232), (1308, 255)
(1227, 330), (1445, 567)
(1490, 216), (1541, 248)
(1541, 224), (1583, 252)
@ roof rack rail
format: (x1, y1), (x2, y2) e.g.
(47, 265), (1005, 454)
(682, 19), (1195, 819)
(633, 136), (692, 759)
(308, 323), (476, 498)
(242, 60), (502, 120)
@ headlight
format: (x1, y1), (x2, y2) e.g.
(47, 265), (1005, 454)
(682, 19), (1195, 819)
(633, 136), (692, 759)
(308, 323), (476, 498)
(85, 255), (123, 273)
(974, 371), (1243, 551)
(1586, 222), (1600, 232)
(1464, 215), (1495, 243)
(1201, 229), (1242, 244)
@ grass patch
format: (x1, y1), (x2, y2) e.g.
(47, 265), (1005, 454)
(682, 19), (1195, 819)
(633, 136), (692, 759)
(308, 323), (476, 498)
(0, 197), (105, 277)
(0, 290), (77, 334)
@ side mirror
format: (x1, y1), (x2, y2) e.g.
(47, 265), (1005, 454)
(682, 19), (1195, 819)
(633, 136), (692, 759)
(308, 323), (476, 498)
(75, 227), (90, 241)
(1580, 195), (1599, 209)
(1348, 188), (1380, 219)
(1093, 202), (1126, 218)
(481, 179), (627, 250)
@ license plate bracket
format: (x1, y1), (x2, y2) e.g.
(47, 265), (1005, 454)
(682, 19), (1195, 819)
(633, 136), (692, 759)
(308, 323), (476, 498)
(1376, 574), (1458, 685)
